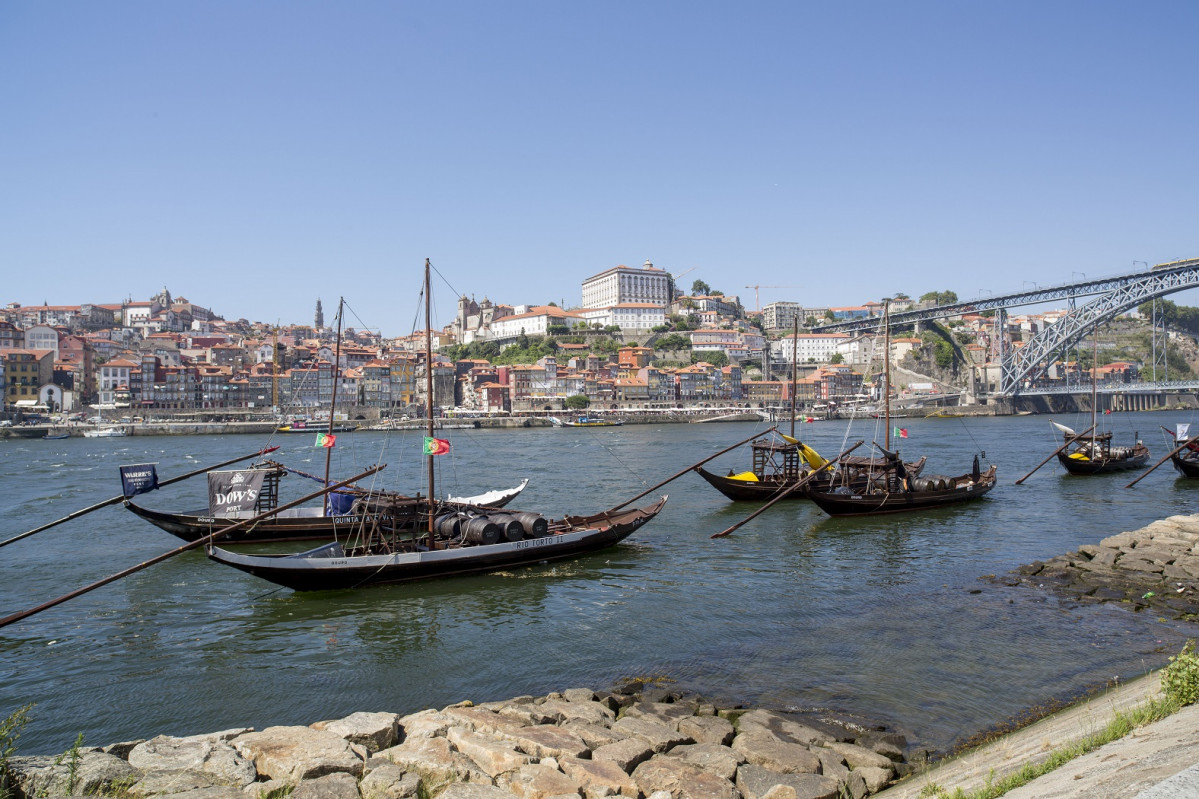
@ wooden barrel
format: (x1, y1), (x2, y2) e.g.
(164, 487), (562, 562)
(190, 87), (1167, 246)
(488, 513), (526, 541)
(462, 515), (501, 545)
(505, 511), (549, 537)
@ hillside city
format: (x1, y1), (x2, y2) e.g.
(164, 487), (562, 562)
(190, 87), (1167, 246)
(1, 261), (1189, 422)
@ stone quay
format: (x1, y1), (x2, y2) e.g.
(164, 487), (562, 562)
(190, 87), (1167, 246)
(6, 687), (913, 799)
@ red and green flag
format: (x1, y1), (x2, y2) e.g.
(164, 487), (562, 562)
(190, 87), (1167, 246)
(423, 437), (451, 456)
(893, 427), (908, 439)
(315, 433), (336, 448)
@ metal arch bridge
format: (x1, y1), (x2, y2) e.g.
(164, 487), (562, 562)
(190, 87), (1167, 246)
(812, 257), (1199, 397)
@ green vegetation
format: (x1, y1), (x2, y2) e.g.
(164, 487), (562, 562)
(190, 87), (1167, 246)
(655, 333), (692, 351)
(829, 352), (844, 364)
(1, 704), (32, 799)
(920, 290), (959, 306)
(1138, 299), (1199, 336)
(691, 279), (711, 296)
(492, 336), (557, 365)
(691, 351), (729, 367)
(1161, 640), (1199, 705)
(564, 394), (590, 410)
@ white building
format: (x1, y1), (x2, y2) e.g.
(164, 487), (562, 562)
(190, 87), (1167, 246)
(579, 303), (666, 331)
(581, 261), (672, 309)
(488, 306), (585, 340)
(770, 332), (851, 363)
(98, 357), (138, 406)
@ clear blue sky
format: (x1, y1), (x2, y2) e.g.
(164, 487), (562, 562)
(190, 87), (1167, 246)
(2, 1), (1196, 336)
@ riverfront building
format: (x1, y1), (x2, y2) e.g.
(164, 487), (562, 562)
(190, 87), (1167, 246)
(581, 261), (672, 309)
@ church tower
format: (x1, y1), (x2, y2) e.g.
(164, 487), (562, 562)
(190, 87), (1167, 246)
(315, 299), (325, 329)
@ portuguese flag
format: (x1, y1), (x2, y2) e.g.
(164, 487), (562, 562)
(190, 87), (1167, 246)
(315, 433), (336, 448)
(424, 437), (451, 456)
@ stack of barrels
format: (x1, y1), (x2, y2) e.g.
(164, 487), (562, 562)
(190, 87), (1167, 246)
(433, 510), (549, 545)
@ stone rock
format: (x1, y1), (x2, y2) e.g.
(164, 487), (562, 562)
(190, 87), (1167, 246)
(592, 737), (655, 773)
(622, 702), (695, 729)
(359, 763), (422, 799)
(850, 765), (891, 794)
(440, 784), (526, 799)
(291, 772), (362, 799)
(538, 699), (615, 727)
(501, 725), (590, 760)
(678, 716), (735, 747)
(310, 712), (401, 754)
(559, 756), (640, 798)
(561, 721), (622, 750)
(129, 735), (257, 787)
(376, 735), (487, 785)
(445, 707), (529, 737)
(497, 763), (583, 799)
(731, 735), (819, 775)
(159, 788), (246, 799)
(734, 712), (827, 748)
(447, 727), (532, 777)
(232, 726), (364, 783)
(8, 752), (140, 799)
(397, 709), (454, 740)
(102, 739), (146, 759)
(631, 755), (739, 799)
(735, 763), (839, 799)
(665, 743), (743, 781)
(245, 778), (291, 797)
(610, 717), (692, 753)
(562, 689), (597, 704)
(819, 743), (892, 773)
(132, 769), (221, 796)
(814, 750), (848, 784)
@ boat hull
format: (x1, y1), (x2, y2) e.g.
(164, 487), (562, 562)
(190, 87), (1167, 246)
(1172, 452), (1199, 479)
(695, 456), (927, 502)
(1056, 446), (1150, 475)
(207, 498), (667, 591)
(125, 480), (529, 544)
(807, 467), (997, 516)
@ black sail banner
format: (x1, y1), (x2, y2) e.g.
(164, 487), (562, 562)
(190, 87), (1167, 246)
(207, 470), (266, 515)
(119, 464), (159, 498)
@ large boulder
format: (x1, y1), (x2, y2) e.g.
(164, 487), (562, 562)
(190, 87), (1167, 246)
(128, 734), (257, 787)
(735, 764), (839, 799)
(310, 712), (401, 754)
(6, 752), (139, 799)
(610, 717), (692, 753)
(291, 772), (362, 799)
(232, 726), (364, 783)
(497, 763), (583, 799)
(731, 734), (819, 775)
(376, 735), (488, 785)
(678, 716), (735, 747)
(446, 727), (532, 778)
(359, 763), (422, 799)
(631, 755), (739, 799)
(559, 756), (640, 799)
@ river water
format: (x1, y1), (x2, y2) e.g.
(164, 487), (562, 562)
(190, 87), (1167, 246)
(2, 412), (1197, 755)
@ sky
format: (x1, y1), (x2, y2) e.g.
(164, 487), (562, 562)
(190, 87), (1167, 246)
(1, 1), (1196, 337)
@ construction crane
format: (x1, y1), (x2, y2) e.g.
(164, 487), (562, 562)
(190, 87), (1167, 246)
(745, 285), (796, 312)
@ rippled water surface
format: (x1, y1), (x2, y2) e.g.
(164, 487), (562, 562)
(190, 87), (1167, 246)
(2, 413), (1197, 754)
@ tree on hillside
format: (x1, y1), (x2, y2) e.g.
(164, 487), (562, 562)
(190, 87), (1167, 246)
(565, 394), (590, 410)
(1138, 299), (1199, 335)
(919, 290), (959, 306)
(829, 352), (844, 364)
(691, 279), (711, 296)
(692, 350), (729, 367)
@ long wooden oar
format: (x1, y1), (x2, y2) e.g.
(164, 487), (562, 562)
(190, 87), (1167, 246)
(0, 446), (281, 550)
(608, 426), (778, 512)
(0, 464), (384, 630)
(1014, 424), (1097, 485)
(1126, 437), (1197, 488)
(711, 440), (864, 538)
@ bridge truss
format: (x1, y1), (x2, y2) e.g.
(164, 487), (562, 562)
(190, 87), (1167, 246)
(812, 257), (1199, 397)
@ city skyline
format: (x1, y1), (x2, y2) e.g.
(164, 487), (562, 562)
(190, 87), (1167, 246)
(2, 2), (1196, 336)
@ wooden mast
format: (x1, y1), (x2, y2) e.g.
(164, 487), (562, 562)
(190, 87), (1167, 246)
(322, 297), (344, 500)
(1091, 329), (1099, 450)
(883, 299), (891, 450)
(424, 259), (436, 550)
(790, 317), (798, 437)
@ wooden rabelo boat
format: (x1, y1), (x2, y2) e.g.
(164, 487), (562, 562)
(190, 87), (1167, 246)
(1170, 437), (1199, 478)
(1054, 422), (1150, 475)
(694, 433), (926, 501)
(806, 450), (997, 516)
(205, 260), (668, 590)
(124, 462), (529, 544)
(806, 299), (996, 516)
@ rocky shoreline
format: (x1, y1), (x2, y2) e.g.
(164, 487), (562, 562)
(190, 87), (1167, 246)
(7, 687), (914, 799)
(986, 513), (1199, 621)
